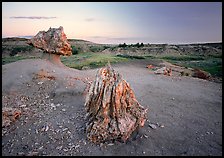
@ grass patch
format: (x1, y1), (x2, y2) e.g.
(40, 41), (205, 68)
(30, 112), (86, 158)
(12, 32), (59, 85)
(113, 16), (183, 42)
(151, 54), (222, 78)
(116, 54), (146, 59)
(2, 55), (38, 65)
(160, 55), (204, 61)
(61, 52), (129, 70)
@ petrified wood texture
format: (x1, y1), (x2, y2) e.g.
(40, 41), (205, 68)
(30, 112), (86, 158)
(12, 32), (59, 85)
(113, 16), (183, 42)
(84, 64), (148, 143)
(27, 26), (72, 56)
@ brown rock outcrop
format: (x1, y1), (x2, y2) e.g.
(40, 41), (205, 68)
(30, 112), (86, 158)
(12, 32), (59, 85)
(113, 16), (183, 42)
(84, 64), (148, 144)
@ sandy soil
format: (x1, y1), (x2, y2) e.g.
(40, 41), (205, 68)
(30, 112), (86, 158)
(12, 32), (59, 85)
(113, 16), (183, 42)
(2, 59), (222, 156)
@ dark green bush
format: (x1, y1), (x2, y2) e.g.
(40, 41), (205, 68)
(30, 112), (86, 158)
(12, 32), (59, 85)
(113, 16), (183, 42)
(118, 43), (127, 48)
(71, 46), (79, 55)
(116, 54), (145, 59)
(10, 46), (34, 56)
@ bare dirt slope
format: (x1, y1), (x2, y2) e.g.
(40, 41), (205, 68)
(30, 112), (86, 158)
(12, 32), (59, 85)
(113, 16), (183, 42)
(2, 59), (222, 156)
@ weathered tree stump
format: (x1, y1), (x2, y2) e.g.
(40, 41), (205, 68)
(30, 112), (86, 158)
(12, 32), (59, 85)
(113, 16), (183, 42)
(84, 64), (148, 143)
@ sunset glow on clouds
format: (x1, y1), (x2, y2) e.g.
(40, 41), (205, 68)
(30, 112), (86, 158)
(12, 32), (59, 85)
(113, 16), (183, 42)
(2, 2), (222, 44)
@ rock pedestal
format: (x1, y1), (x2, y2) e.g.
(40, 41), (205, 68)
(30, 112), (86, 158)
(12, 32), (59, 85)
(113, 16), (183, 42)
(84, 64), (148, 143)
(27, 26), (72, 65)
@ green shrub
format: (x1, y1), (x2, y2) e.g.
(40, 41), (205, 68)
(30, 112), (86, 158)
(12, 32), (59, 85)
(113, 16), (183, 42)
(118, 43), (127, 48)
(116, 54), (145, 59)
(71, 46), (79, 55)
(9, 46), (34, 56)
(89, 46), (104, 52)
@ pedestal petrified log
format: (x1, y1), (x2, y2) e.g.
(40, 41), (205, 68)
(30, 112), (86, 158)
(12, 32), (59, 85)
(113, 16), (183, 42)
(27, 26), (72, 66)
(84, 64), (148, 143)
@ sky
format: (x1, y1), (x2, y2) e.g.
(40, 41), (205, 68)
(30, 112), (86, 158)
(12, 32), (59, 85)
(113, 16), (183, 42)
(2, 2), (222, 44)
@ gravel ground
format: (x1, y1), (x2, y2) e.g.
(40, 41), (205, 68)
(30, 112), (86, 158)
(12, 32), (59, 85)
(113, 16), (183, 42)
(2, 59), (222, 156)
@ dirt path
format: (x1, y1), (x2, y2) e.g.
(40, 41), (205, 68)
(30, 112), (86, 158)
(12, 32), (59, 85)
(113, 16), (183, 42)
(2, 59), (222, 156)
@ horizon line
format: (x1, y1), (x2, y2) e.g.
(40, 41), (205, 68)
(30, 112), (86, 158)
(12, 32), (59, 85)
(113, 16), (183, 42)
(1, 36), (222, 45)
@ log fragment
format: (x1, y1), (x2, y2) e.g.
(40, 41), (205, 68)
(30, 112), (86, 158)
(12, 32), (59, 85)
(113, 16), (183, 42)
(84, 64), (148, 143)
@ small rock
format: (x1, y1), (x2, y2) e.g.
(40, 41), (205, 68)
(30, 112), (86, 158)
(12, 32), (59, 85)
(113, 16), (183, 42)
(50, 103), (55, 107)
(45, 125), (49, 132)
(18, 152), (25, 156)
(63, 148), (69, 152)
(143, 151), (146, 154)
(75, 145), (80, 149)
(56, 146), (63, 150)
(149, 123), (157, 129)
(19, 104), (26, 108)
(62, 128), (68, 132)
(27, 151), (39, 156)
(143, 134), (148, 138)
(34, 142), (39, 146)
(38, 82), (43, 85)
(67, 131), (71, 134)
(107, 143), (114, 146)
(62, 109), (66, 112)
(38, 146), (43, 150)
(160, 125), (165, 128)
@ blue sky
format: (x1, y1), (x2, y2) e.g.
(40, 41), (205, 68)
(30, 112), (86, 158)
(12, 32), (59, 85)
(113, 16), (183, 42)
(2, 2), (222, 44)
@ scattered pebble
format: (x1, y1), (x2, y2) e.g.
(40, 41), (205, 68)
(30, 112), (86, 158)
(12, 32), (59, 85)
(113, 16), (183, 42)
(149, 123), (157, 129)
(45, 125), (49, 132)
(38, 146), (43, 150)
(75, 145), (80, 149)
(56, 103), (60, 107)
(107, 143), (114, 146)
(56, 146), (63, 150)
(206, 131), (214, 135)
(19, 104), (26, 108)
(27, 151), (39, 156)
(63, 148), (69, 152)
(18, 152), (25, 156)
(45, 96), (49, 99)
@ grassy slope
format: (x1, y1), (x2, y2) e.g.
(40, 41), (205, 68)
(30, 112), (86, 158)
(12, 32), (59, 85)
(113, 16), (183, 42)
(2, 41), (222, 78)
(61, 52), (128, 69)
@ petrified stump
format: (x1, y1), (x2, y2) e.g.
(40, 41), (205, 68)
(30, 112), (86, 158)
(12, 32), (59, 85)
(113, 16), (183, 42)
(27, 26), (72, 66)
(84, 64), (148, 143)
